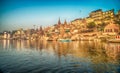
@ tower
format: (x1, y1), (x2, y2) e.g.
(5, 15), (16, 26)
(64, 19), (67, 25)
(58, 17), (61, 25)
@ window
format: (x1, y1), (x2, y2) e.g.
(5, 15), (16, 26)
(110, 29), (112, 32)
(114, 29), (118, 32)
(106, 29), (108, 32)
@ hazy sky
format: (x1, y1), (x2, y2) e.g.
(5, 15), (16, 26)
(0, 0), (120, 32)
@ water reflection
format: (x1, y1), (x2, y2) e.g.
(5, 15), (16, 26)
(1, 40), (120, 63)
(0, 40), (120, 73)
(105, 43), (120, 63)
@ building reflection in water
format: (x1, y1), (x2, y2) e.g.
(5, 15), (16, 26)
(1, 40), (120, 64)
(105, 43), (120, 63)
(0, 40), (120, 73)
(3, 40), (10, 49)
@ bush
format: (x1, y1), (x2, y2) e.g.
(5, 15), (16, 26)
(87, 22), (96, 29)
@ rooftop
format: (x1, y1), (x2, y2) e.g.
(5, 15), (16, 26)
(104, 21), (119, 29)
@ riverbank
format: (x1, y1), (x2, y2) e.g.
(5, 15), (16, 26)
(1, 35), (120, 43)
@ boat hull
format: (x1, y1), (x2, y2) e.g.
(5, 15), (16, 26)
(58, 39), (71, 42)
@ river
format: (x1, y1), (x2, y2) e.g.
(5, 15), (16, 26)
(0, 40), (120, 73)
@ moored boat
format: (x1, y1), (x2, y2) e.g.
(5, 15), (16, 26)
(58, 39), (71, 42)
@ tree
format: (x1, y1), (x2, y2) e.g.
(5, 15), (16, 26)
(114, 20), (120, 35)
(114, 20), (120, 25)
(98, 22), (107, 31)
(87, 22), (96, 29)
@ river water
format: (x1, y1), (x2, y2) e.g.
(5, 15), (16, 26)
(0, 40), (120, 73)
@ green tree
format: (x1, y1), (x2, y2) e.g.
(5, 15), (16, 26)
(87, 22), (96, 29)
(114, 20), (120, 25)
(98, 22), (107, 31)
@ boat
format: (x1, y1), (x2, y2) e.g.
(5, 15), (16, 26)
(58, 39), (71, 42)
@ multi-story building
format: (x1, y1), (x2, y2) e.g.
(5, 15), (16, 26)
(0, 33), (3, 39)
(71, 18), (86, 28)
(89, 9), (103, 21)
(71, 18), (82, 26)
(114, 10), (120, 22)
(89, 9), (115, 24)
(13, 28), (26, 39)
(3, 31), (11, 39)
(89, 9), (103, 25)
(103, 9), (114, 23)
(85, 17), (94, 23)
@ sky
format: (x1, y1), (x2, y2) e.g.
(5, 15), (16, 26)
(0, 0), (120, 32)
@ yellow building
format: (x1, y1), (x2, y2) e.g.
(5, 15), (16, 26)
(85, 17), (94, 23)
(71, 18), (82, 25)
(115, 10), (120, 22)
(13, 28), (26, 39)
(3, 32), (11, 39)
(89, 9), (103, 21)
(88, 9), (115, 25)
(103, 21), (119, 35)
(103, 9), (114, 23)
(89, 9), (103, 25)
(71, 18), (86, 28)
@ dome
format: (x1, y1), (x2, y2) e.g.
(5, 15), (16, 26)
(104, 22), (119, 30)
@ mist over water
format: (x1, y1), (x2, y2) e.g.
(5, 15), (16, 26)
(0, 40), (120, 73)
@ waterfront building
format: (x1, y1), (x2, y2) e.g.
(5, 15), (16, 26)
(103, 9), (114, 23)
(88, 9), (115, 25)
(89, 9), (103, 21)
(3, 31), (11, 39)
(38, 26), (44, 36)
(1, 9), (120, 41)
(114, 10), (120, 23)
(85, 17), (94, 23)
(71, 18), (83, 26)
(103, 21), (120, 35)
(3, 32), (7, 39)
(89, 9), (103, 25)
(71, 18), (87, 29)
(0, 33), (3, 39)
(25, 29), (33, 40)
(13, 28), (26, 40)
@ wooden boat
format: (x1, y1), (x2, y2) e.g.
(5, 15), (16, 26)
(58, 39), (71, 42)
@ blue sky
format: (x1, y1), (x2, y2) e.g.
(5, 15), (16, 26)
(0, 0), (120, 32)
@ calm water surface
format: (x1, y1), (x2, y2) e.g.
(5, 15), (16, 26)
(0, 40), (120, 73)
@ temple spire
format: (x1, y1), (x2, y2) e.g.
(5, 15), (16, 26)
(58, 17), (61, 25)
(64, 19), (67, 25)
